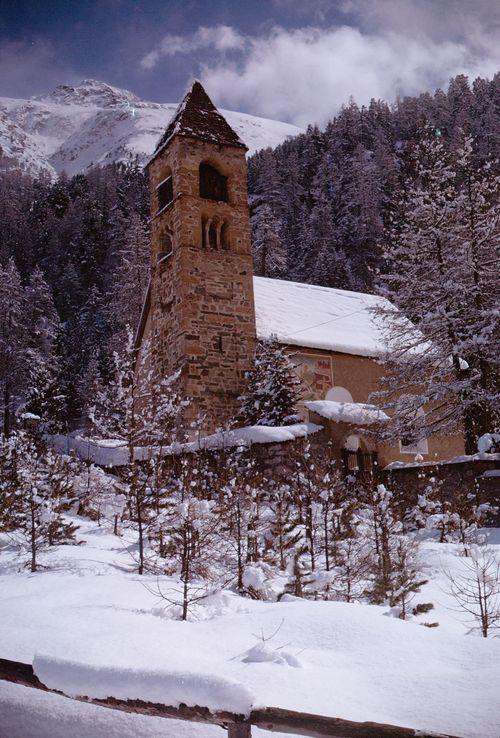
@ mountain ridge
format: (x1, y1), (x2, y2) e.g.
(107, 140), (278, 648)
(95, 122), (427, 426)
(0, 79), (303, 178)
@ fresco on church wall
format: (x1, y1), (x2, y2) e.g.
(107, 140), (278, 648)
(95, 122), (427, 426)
(292, 353), (333, 401)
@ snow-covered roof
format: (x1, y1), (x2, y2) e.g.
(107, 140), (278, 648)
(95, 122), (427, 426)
(305, 400), (389, 425)
(254, 277), (395, 357)
(148, 80), (246, 166)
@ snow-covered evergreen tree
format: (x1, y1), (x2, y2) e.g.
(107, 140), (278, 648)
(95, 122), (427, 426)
(376, 126), (499, 452)
(251, 204), (287, 278)
(7, 429), (78, 570)
(0, 260), (28, 436)
(239, 338), (302, 427)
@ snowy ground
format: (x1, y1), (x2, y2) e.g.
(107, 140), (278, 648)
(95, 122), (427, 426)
(1, 517), (499, 738)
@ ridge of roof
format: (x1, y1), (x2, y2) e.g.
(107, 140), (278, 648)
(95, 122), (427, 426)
(147, 80), (247, 166)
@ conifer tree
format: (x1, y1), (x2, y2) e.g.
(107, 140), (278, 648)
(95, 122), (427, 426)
(8, 429), (78, 570)
(376, 126), (499, 452)
(239, 338), (302, 427)
(0, 259), (28, 435)
(251, 204), (287, 278)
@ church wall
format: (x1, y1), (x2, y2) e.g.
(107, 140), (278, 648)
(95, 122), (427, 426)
(287, 345), (465, 466)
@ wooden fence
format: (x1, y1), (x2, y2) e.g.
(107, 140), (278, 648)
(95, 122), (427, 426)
(0, 656), (463, 738)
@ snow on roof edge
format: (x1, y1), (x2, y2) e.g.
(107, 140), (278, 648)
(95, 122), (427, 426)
(305, 400), (389, 425)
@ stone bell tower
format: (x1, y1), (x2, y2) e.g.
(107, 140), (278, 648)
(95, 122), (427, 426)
(142, 81), (257, 430)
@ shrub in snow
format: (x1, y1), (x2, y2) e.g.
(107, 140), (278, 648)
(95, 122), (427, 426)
(446, 545), (500, 638)
(409, 474), (495, 550)
(241, 641), (301, 668)
(242, 563), (279, 601)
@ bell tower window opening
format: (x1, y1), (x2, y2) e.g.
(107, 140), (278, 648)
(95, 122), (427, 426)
(199, 162), (228, 202)
(157, 176), (173, 212)
(208, 222), (217, 249)
(220, 221), (230, 250)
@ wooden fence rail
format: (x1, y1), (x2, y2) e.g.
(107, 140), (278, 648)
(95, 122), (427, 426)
(0, 657), (463, 738)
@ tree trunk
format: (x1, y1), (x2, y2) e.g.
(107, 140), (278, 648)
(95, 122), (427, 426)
(30, 500), (37, 573)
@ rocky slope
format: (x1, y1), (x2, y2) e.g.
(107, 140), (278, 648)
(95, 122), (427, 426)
(0, 79), (302, 178)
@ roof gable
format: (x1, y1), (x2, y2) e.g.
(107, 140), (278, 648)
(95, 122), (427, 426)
(148, 80), (246, 164)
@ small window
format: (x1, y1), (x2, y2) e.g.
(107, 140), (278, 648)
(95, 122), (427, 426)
(158, 231), (173, 262)
(199, 163), (228, 202)
(157, 176), (173, 212)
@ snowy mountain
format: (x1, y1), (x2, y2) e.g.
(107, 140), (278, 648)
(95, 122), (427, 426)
(0, 79), (303, 178)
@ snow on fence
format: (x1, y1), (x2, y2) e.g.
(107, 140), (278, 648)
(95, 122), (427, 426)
(0, 656), (463, 738)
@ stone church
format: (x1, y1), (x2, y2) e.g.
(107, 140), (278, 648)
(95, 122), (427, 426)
(135, 81), (464, 470)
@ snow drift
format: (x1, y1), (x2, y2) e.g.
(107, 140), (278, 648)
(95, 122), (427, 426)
(33, 654), (255, 716)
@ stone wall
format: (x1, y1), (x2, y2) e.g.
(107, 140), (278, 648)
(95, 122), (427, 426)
(382, 456), (500, 526)
(144, 136), (257, 430)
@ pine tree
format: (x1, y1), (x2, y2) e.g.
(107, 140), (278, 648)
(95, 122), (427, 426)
(239, 338), (302, 427)
(251, 204), (287, 278)
(0, 259), (28, 435)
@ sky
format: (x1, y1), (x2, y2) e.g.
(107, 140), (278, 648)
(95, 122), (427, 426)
(0, 0), (499, 126)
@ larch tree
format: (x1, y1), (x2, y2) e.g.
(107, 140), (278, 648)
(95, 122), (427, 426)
(376, 126), (499, 452)
(89, 329), (187, 574)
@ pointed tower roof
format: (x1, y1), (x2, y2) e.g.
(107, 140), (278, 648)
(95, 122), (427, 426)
(148, 80), (247, 165)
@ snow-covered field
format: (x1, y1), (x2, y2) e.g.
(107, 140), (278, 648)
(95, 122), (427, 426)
(1, 517), (499, 738)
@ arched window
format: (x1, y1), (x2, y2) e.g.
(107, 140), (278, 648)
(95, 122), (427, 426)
(199, 162), (228, 202)
(208, 222), (217, 249)
(220, 221), (230, 250)
(156, 175), (173, 212)
(202, 216), (229, 250)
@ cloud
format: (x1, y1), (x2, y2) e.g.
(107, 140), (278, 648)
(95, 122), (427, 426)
(0, 40), (79, 98)
(200, 23), (499, 126)
(339, 0), (500, 43)
(140, 25), (245, 70)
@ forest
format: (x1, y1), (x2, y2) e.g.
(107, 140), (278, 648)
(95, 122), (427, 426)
(0, 73), (498, 440)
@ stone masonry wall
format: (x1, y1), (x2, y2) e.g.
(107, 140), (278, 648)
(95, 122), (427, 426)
(382, 457), (500, 526)
(147, 137), (257, 430)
